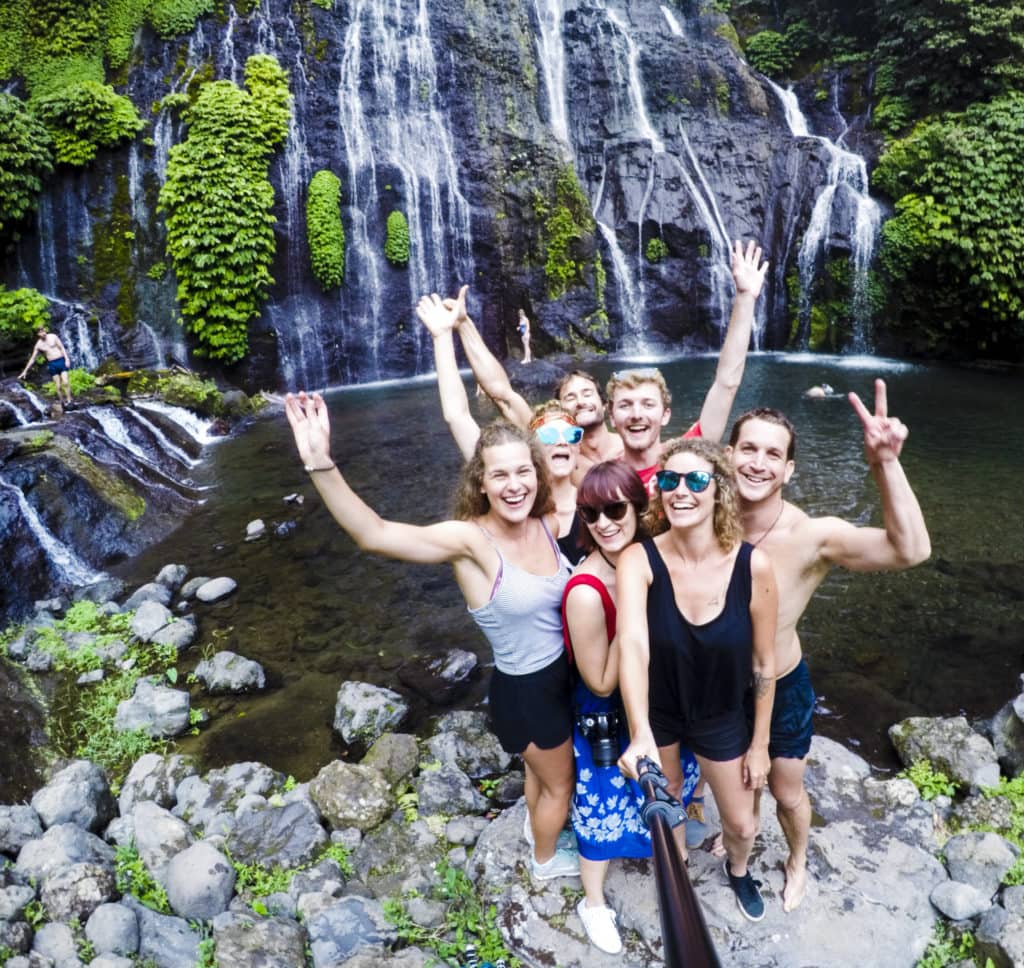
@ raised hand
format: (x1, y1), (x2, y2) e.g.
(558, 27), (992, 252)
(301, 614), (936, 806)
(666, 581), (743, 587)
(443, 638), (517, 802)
(416, 286), (467, 338)
(731, 239), (769, 298)
(848, 378), (909, 466)
(284, 391), (333, 469)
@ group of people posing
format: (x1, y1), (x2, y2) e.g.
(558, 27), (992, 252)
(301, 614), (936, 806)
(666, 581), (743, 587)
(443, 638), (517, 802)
(284, 241), (930, 954)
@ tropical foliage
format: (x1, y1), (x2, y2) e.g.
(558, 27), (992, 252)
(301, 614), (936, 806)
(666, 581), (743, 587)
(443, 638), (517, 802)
(0, 95), (54, 235)
(158, 54), (291, 363)
(384, 209), (410, 267)
(0, 286), (51, 338)
(306, 170), (345, 290)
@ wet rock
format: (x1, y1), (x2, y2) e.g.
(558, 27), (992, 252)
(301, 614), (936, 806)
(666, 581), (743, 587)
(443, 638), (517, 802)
(122, 583), (173, 611)
(309, 762), (392, 833)
(225, 801), (327, 869)
(85, 903), (139, 957)
(930, 880), (993, 920)
(944, 832), (1020, 899)
(427, 710), (511, 779)
(361, 733), (419, 787)
(114, 679), (190, 737)
(991, 698), (1024, 779)
(195, 577), (237, 603)
(31, 922), (78, 963)
(415, 764), (488, 817)
(178, 576), (210, 601)
(398, 648), (478, 704)
(129, 601), (174, 641)
(333, 681), (408, 746)
(149, 615), (197, 654)
(245, 519), (265, 540)
(0, 884), (35, 922)
(31, 760), (115, 834)
(16, 824), (115, 885)
(193, 651), (266, 694)
(73, 579), (125, 606)
(133, 802), (193, 884)
(40, 861), (117, 922)
(0, 805), (43, 856)
(122, 894), (202, 968)
(305, 896), (398, 967)
(154, 565), (187, 591)
(889, 716), (1001, 789)
(353, 816), (445, 898)
(274, 520), (296, 537)
(164, 842), (235, 919)
(117, 753), (197, 816)
(211, 911), (307, 968)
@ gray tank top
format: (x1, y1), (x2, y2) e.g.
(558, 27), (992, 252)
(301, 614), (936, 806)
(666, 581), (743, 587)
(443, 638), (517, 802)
(467, 520), (572, 675)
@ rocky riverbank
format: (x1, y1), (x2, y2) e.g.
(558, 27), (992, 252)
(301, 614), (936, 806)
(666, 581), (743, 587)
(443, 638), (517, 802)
(2, 573), (1023, 967)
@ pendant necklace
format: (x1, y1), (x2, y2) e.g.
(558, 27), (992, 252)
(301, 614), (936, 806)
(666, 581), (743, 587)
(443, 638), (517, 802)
(597, 548), (617, 571)
(752, 503), (785, 547)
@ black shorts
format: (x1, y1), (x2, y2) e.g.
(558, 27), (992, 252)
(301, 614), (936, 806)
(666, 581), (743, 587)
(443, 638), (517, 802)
(489, 652), (573, 755)
(650, 707), (750, 762)
(745, 658), (815, 760)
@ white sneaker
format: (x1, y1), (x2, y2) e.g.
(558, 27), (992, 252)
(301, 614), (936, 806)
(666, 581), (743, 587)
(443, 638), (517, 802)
(530, 847), (580, 880)
(577, 899), (623, 954)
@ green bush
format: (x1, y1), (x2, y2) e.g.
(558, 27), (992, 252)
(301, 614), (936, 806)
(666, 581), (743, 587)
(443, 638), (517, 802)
(0, 94), (54, 235)
(32, 80), (144, 165)
(873, 95), (913, 140)
(158, 54), (291, 363)
(384, 209), (410, 266)
(534, 165), (594, 299)
(148, 0), (215, 39)
(645, 237), (670, 263)
(0, 286), (51, 338)
(42, 367), (96, 396)
(157, 372), (223, 415)
(306, 170), (345, 289)
(106, 0), (152, 68)
(745, 30), (793, 77)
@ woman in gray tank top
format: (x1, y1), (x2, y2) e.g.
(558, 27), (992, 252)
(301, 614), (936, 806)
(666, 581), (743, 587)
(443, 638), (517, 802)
(285, 391), (579, 881)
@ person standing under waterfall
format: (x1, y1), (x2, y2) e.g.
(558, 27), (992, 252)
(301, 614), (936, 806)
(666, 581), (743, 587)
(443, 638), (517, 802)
(518, 308), (533, 364)
(695, 382), (930, 913)
(18, 326), (73, 408)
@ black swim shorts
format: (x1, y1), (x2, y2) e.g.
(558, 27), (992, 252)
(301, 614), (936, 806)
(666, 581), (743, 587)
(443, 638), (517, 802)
(47, 358), (68, 376)
(745, 658), (815, 760)
(489, 652), (573, 755)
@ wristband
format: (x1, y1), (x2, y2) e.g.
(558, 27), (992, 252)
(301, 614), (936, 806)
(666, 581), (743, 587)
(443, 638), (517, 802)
(304, 462), (336, 474)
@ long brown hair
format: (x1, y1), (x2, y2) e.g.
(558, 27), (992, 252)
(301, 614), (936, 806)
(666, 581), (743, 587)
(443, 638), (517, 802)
(643, 437), (742, 551)
(452, 420), (554, 520)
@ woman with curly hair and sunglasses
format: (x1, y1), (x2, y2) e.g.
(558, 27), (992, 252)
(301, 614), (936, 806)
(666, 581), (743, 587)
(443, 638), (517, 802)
(617, 437), (778, 923)
(285, 395), (579, 882)
(561, 460), (701, 952)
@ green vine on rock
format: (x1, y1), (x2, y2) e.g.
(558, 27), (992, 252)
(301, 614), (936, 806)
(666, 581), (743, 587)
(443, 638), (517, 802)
(384, 209), (410, 267)
(535, 165), (594, 300)
(306, 169), (345, 290)
(31, 80), (143, 166)
(158, 53), (291, 363)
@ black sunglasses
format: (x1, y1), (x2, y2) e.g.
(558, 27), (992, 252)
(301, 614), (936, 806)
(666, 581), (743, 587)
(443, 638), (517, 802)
(655, 469), (714, 493)
(577, 501), (632, 525)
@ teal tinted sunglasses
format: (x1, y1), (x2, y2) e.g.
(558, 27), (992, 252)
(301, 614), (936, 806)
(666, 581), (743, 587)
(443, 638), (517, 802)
(655, 469), (714, 493)
(535, 423), (583, 445)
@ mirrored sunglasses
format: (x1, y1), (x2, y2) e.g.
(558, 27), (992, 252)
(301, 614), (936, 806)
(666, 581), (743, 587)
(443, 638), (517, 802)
(535, 423), (583, 445)
(577, 501), (631, 525)
(655, 469), (714, 493)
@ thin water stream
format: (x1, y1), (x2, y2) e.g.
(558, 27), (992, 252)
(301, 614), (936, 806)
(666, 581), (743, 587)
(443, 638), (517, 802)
(112, 356), (1023, 780)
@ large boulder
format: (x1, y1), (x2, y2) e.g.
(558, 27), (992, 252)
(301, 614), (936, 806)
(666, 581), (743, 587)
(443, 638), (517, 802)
(193, 651), (266, 694)
(16, 823), (115, 885)
(361, 733), (420, 787)
(889, 716), (1001, 789)
(427, 710), (511, 779)
(305, 896), (398, 968)
(333, 681), (408, 746)
(195, 577), (237, 603)
(211, 911), (308, 968)
(352, 815), (446, 899)
(133, 802), (193, 884)
(414, 764), (488, 817)
(309, 762), (392, 832)
(31, 759), (116, 833)
(123, 583), (172, 611)
(149, 615), (198, 653)
(164, 842), (236, 919)
(31, 922), (78, 964)
(155, 565), (188, 591)
(118, 753), (197, 816)
(122, 895), (202, 968)
(225, 801), (327, 870)
(173, 762), (282, 831)
(943, 832), (1020, 899)
(991, 697), (1024, 778)
(85, 903), (140, 957)
(398, 648), (478, 704)
(0, 806), (43, 856)
(976, 885), (1024, 968)
(40, 861), (117, 922)
(114, 678), (191, 738)
(130, 600), (174, 641)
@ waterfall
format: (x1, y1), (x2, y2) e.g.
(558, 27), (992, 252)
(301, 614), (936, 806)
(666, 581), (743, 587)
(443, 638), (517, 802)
(133, 400), (219, 445)
(0, 400), (30, 427)
(533, 0), (570, 149)
(0, 477), (106, 587)
(660, 5), (684, 37)
(771, 80), (881, 351)
(335, 0), (474, 383)
(123, 407), (201, 466)
(17, 387), (50, 420)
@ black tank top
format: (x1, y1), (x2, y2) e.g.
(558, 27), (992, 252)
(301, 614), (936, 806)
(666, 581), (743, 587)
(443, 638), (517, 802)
(556, 511), (588, 566)
(643, 538), (754, 724)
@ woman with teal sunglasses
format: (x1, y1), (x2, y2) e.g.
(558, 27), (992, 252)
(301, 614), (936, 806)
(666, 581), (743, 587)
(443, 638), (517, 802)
(529, 403), (588, 565)
(616, 436), (779, 923)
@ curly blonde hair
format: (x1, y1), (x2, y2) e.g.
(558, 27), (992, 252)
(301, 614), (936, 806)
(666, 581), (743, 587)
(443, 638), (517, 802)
(452, 420), (554, 521)
(643, 437), (742, 550)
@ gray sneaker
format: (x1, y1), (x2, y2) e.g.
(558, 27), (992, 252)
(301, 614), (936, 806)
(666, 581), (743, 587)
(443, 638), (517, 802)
(523, 813), (578, 854)
(531, 847), (580, 880)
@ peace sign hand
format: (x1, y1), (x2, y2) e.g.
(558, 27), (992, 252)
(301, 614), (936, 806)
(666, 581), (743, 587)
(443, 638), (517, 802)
(848, 378), (909, 466)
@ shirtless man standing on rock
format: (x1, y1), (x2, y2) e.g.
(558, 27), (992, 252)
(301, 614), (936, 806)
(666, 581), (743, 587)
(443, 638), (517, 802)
(699, 380), (931, 912)
(19, 326), (73, 408)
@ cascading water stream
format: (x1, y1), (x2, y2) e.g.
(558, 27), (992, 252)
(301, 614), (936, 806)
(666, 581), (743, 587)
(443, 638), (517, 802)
(533, 0), (570, 150)
(0, 476), (106, 587)
(771, 79), (881, 351)
(133, 400), (219, 445)
(0, 400), (30, 427)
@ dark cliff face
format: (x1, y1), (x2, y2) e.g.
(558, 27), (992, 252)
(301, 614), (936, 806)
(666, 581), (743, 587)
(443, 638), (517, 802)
(6, 0), (867, 389)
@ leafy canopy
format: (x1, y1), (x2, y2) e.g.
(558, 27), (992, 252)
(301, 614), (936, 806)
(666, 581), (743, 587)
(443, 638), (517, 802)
(0, 94), (54, 235)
